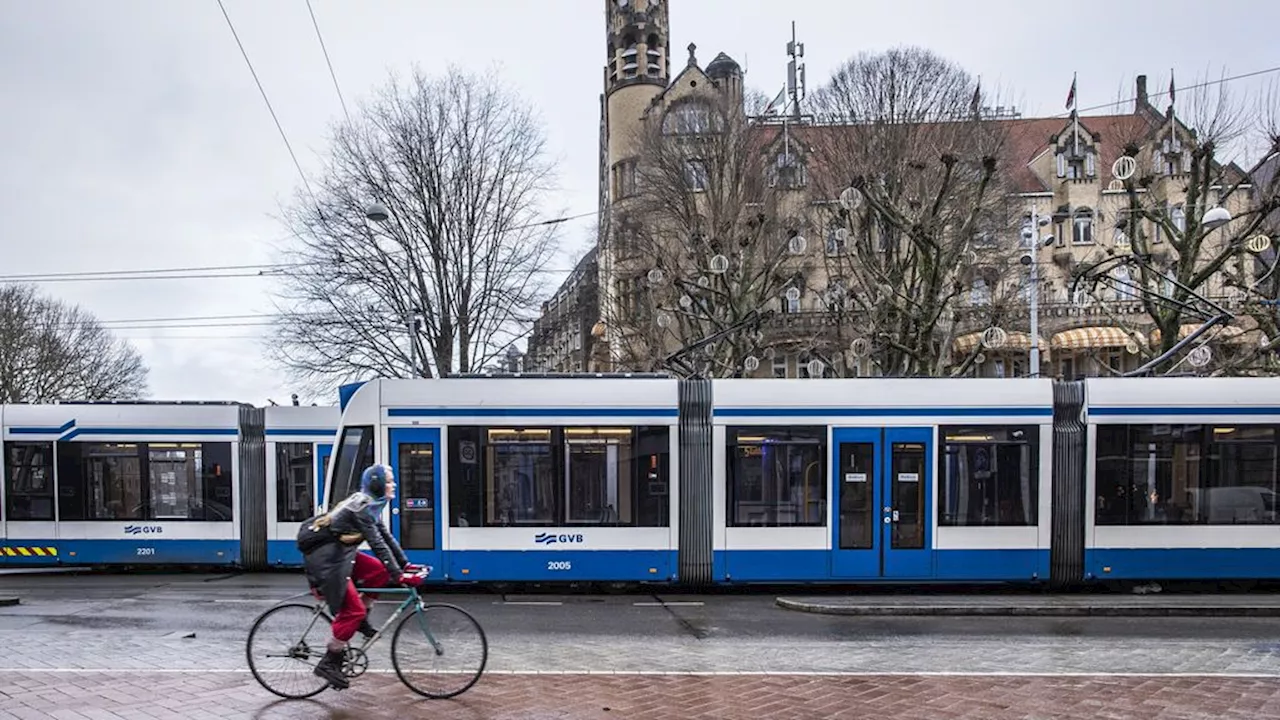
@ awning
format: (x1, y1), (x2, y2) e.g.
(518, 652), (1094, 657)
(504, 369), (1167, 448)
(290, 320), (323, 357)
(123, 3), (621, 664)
(953, 331), (1047, 355)
(1150, 323), (1247, 345)
(1051, 326), (1145, 351)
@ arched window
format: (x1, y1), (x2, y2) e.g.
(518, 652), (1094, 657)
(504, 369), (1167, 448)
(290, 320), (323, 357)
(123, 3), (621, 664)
(1072, 207), (1094, 245)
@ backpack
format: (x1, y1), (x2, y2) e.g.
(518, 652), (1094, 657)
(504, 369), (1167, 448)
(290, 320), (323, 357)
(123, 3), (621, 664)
(295, 493), (371, 554)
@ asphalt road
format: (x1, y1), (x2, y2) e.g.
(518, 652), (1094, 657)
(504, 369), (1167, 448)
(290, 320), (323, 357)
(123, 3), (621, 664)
(3, 570), (1280, 675)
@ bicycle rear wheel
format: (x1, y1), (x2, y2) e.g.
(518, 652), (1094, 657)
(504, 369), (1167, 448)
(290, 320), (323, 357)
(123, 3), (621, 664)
(390, 602), (488, 699)
(246, 603), (334, 699)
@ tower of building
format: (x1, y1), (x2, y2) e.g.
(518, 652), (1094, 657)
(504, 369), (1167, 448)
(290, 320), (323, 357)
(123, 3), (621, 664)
(596, 0), (671, 370)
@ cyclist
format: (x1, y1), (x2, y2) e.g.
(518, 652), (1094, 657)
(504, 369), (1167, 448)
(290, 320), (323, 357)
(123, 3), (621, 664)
(297, 463), (428, 690)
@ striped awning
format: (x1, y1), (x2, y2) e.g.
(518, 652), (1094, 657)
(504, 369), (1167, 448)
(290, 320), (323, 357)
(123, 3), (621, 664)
(1051, 326), (1145, 351)
(1150, 323), (1246, 345)
(953, 331), (1047, 355)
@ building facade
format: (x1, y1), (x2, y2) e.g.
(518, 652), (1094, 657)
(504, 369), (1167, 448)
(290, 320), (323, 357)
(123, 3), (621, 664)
(536, 0), (1270, 380)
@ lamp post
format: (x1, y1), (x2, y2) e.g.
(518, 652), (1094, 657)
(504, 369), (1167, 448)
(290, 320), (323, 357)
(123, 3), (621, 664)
(1021, 203), (1054, 378)
(365, 202), (418, 377)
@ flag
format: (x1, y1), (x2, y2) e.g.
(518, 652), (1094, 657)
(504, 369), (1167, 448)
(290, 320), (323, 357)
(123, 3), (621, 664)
(1168, 70), (1176, 104)
(1065, 74), (1077, 110)
(765, 85), (787, 115)
(971, 79), (982, 117)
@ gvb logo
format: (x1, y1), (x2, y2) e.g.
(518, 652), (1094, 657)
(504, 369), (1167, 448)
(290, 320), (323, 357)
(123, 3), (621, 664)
(534, 533), (584, 545)
(124, 525), (163, 535)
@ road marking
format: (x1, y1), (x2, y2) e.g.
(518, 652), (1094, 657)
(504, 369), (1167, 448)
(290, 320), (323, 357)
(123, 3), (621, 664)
(4, 669), (1280, 678)
(497, 601), (563, 606)
(634, 601), (705, 607)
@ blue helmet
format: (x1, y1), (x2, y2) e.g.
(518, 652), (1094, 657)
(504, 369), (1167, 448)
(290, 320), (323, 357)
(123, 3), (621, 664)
(360, 464), (394, 499)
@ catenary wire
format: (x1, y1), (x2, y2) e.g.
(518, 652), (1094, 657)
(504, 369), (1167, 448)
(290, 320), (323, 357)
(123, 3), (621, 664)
(304, 0), (349, 122)
(216, 0), (316, 202)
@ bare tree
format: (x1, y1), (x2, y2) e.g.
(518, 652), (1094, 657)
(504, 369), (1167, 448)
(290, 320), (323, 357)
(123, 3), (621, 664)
(0, 284), (148, 402)
(603, 89), (812, 377)
(804, 47), (1022, 377)
(1075, 74), (1280, 376)
(267, 66), (561, 391)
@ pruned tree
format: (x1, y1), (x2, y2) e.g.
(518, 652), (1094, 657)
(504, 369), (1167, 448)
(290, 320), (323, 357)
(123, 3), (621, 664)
(267, 66), (561, 392)
(0, 284), (148, 402)
(603, 88), (810, 377)
(1073, 73), (1280, 376)
(803, 46), (1023, 377)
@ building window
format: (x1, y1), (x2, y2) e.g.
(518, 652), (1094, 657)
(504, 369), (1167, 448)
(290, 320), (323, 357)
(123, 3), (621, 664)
(1072, 209), (1094, 245)
(771, 355), (787, 378)
(1114, 265), (1138, 300)
(770, 151), (805, 188)
(683, 159), (708, 191)
(938, 426), (1039, 527)
(57, 442), (234, 521)
(4, 442), (55, 521)
(446, 426), (670, 528)
(970, 278), (991, 305)
(825, 222), (846, 255)
(1171, 204), (1186, 234)
(662, 102), (715, 135)
(1096, 424), (1279, 526)
(613, 159), (637, 198)
(275, 442), (316, 522)
(726, 426), (826, 527)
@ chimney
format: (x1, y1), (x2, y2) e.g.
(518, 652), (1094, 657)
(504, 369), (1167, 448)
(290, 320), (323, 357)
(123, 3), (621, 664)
(1135, 75), (1148, 113)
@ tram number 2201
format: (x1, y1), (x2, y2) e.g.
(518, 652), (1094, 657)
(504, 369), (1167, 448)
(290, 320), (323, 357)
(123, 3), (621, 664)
(547, 561), (572, 571)
(136, 547), (156, 556)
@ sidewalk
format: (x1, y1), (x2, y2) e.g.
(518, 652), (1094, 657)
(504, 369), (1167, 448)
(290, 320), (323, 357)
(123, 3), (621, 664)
(776, 592), (1280, 617)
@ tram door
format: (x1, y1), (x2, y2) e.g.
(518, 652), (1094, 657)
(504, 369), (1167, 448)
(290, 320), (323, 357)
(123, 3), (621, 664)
(830, 427), (933, 579)
(315, 443), (332, 515)
(388, 428), (442, 576)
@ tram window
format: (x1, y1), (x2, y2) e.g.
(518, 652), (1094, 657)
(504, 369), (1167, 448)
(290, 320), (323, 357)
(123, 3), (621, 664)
(446, 425), (671, 528)
(938, 426), (1039, 526)
(275, 442), (315, 522)
(726, 426), (826, 528)
(4, 441), (55, 521)
(329, 426), (375, 505)
(1096, 424), (1279, 526)
(57, 442), (234, 521)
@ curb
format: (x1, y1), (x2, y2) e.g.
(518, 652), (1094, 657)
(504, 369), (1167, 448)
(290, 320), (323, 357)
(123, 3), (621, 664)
(775, 597), (1280, 617)
(0, 597), (18, 608)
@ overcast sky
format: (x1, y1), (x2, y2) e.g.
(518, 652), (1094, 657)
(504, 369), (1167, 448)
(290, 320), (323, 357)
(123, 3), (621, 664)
(1, 0), (1276, 405)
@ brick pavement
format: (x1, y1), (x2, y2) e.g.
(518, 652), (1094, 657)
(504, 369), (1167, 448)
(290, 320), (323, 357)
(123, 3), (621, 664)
(3, 672), (1280, 719)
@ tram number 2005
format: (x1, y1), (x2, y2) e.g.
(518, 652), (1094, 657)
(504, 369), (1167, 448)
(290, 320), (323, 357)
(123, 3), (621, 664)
(547, 561), (572, 571)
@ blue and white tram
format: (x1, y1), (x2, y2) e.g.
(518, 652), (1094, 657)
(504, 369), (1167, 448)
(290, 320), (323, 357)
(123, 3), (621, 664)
(322, 376), (682, 584)
(1083, 377), (1280, 581)
(264, 404), (339, 566)
(0, 402), (242, 566)
(706, 378), (1055, 583)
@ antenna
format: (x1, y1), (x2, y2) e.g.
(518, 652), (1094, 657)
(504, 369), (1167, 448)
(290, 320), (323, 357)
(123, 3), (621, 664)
(785, 21), (806, 118)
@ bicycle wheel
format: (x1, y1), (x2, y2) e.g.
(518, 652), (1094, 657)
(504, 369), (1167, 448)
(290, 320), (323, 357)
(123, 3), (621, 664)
(390, 602), (489, 699)
(246, 602), (334, 699)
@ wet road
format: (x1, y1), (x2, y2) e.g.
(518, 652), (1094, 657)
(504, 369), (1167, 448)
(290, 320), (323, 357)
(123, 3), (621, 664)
(4, 572), (1280, 718)
(2, 571), (1280, 674)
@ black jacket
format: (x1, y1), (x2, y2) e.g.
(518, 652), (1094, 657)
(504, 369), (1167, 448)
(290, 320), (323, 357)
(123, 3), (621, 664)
(300, 492), (408, 615)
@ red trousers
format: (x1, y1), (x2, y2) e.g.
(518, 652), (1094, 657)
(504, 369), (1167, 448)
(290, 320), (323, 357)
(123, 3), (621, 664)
(324, 552), (390, 642)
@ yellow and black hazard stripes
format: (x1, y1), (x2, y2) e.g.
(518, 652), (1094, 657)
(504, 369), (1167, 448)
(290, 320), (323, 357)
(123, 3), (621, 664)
(1, 546), (57, 557)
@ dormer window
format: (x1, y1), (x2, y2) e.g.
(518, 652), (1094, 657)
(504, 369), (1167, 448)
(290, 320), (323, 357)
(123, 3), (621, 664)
(683, 159), (708, 191)
(769, 150), (805, 189)
(1056, 146), (1096, 179)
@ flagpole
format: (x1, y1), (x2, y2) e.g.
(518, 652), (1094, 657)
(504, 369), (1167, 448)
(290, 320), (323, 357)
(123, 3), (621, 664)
(1072, 72), (1079, 157)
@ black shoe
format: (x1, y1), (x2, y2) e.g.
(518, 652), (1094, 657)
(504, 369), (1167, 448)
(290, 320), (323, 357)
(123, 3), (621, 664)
(358, 619), (376, 639)
(314, 649), (350, 690)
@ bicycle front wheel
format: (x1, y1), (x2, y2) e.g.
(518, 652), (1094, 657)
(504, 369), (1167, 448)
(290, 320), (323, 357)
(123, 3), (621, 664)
(246, 602), (334, 699)
(390, 602), (489, 699)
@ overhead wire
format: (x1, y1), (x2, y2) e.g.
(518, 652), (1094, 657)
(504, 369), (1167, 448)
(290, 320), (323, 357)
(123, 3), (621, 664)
(1063, 65), (1280, 117)
(304, 0), (350, 122)
(215, 0), (316, 202)
(0, 210), (599, 284)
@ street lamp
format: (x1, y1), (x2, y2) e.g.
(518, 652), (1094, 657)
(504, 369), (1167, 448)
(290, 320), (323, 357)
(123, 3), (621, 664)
(364, 202), (418, 377)
(1021, 204), (1054, 378)
(1202, 206), (1232, 231)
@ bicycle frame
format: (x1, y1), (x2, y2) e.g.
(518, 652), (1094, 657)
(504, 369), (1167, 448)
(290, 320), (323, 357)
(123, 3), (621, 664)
(343, 586), (445, 657)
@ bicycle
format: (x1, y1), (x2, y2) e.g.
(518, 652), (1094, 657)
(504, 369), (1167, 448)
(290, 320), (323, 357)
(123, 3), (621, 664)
(245, 571), (488, 700)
